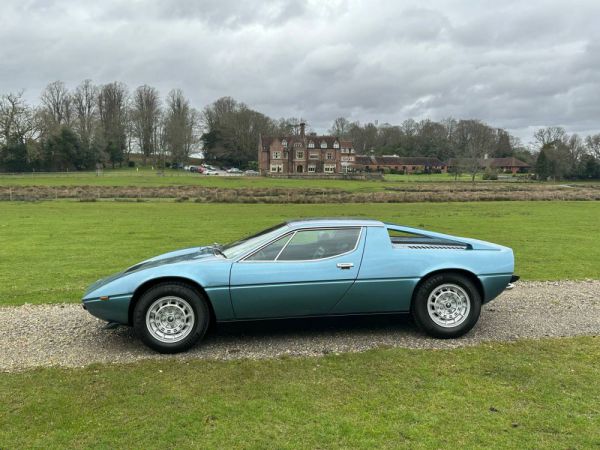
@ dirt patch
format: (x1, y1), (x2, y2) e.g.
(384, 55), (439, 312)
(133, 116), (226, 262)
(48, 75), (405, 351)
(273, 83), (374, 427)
(2, 183), (599, 202)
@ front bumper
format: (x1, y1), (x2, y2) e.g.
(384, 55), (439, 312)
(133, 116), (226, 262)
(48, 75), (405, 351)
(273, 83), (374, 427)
(82, 294), (132, 325)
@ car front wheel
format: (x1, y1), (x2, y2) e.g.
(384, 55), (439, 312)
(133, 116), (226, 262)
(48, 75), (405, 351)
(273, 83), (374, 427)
(133, 282), (210, 353)
(411, 273), (481, 338)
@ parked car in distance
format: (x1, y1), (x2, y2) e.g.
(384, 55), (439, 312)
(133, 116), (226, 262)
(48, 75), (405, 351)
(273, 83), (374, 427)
(244, 169), (259, 176)
(204, 169), (219, 175)
(226, 168), (243, 174)
(189, 166), (198, 173)
(82, 218), (518, 353)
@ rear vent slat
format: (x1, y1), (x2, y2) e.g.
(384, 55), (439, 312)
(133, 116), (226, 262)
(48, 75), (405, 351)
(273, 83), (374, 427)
(395, 244), (467, 250)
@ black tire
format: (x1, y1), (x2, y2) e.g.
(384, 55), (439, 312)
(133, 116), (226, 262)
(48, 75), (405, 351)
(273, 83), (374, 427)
(411, 273), (481, 338)
(133, 282), (210, 353)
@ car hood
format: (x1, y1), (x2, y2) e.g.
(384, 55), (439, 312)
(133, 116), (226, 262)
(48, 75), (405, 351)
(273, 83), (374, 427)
(84, 246), (221, 296)
(124, 246), (221, 273)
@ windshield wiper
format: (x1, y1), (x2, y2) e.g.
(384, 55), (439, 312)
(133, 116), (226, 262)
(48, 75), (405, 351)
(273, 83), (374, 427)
(211, 243), (226, 258)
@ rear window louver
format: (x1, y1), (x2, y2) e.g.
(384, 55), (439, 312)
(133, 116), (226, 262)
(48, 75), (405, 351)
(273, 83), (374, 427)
(395, 244), (468, 250)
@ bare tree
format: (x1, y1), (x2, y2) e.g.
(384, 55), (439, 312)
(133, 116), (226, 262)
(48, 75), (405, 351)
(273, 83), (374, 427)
(131, 85), (161, 166)
(0, 91), (36, 144)
(329, 117), (351, 137)
(40, 81), (72, 128)
(73, 80), (98, 150)
(455, 120), (496, 182)
(164, 89), (198, 164)
(97, 82), (128, 168)
(533, 126), (567, 148)
(585, 134), (600, 159)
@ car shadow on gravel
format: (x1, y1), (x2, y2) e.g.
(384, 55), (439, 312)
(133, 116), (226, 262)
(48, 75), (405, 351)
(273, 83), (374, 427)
(206, 313), (418, 341)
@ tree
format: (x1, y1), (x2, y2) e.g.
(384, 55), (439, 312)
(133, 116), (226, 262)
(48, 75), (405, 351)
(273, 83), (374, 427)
(455, 120), (496, 182)
(0, 91), (37, 145)
(42, 127), (83, 171)
(163, 89), (198, 165)
(201, 97), (276, 167)
(493, 129), (513, 157)
(536, 148), (550, 180)
(585, 134), (600, 159)
(97, 82), (128, 168)
(132, 85), (161, 166)
(533, 126), (566, 148)
(73, 80), (98, 151)
(329, 117), (351, 138)
(40, 81), (72, 128)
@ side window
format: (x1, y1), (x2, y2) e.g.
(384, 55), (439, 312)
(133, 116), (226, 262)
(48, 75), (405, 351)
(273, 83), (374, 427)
(277, 228), (360, 261)
(246, 234), (292, 261)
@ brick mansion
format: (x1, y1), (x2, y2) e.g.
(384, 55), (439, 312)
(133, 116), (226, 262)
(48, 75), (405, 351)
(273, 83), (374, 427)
(258, 122), (529, 175)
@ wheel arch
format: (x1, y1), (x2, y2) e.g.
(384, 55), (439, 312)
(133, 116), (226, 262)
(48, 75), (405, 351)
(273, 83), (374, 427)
(410, 269), (484, 310)
(128, 276), (217, 326)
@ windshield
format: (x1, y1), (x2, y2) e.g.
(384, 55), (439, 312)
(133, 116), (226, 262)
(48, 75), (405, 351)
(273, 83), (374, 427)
(221, 223), (288, 259)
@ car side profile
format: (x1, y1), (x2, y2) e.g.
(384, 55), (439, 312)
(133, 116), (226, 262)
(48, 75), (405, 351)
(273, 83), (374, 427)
(82, 219), (517, 353)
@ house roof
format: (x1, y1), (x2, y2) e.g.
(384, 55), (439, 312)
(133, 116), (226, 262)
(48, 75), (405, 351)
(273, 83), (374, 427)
(261, 134), (353, 150)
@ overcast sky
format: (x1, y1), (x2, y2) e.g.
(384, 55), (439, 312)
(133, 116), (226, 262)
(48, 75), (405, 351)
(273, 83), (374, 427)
(1, 0), (599, 142)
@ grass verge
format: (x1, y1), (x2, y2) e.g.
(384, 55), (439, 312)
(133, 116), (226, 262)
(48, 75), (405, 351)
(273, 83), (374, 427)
(1, 337), (598, 448)
(1, 201), (598, 306)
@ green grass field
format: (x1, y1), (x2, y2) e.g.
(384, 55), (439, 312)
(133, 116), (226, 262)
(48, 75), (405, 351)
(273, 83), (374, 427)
(1, 201), (598, 306)
(1, 337), (599, 448)
(0, 168), (487, 190)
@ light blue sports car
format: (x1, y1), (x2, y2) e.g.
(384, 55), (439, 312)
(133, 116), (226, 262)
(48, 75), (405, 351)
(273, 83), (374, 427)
(82, 218), (518, 353)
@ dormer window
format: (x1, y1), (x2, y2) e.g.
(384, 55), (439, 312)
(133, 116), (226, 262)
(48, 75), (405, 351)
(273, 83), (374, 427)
(333, 141), (340, 149)
(308, 140), (315, 149)
(281, 139), (288, 148)
(293, 142), (302, 148)
(320, 141), (327, 149)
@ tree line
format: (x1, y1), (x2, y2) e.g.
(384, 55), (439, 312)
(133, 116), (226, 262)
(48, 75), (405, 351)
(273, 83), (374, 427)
(0, 81), (200, 172)
(1, 83), (599, 179)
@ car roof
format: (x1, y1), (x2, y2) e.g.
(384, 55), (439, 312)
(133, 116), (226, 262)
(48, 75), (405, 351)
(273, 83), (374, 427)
(285, 218), (385, 228)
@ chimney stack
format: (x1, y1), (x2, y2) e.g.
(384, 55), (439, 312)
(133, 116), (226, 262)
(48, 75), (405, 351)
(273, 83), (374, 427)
(300, 122), (306, 138)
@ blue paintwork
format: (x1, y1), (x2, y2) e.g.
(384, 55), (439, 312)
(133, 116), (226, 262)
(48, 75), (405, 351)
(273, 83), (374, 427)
(82, 219), (515, 324)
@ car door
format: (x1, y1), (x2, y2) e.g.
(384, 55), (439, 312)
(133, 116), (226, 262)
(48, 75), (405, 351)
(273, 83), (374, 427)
(229, 227), (365, 319)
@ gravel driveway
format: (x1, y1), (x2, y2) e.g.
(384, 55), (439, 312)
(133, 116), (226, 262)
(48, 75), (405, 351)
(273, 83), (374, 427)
(1, 280), (599, 372)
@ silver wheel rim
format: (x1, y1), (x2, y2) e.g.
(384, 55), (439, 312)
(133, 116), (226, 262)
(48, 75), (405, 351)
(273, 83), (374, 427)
(146, 296), (195, 343)
(427, 283), (471, 328)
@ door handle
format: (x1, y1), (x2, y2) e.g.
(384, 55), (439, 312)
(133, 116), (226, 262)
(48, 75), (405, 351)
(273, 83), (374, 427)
(337, 262), (354, 270)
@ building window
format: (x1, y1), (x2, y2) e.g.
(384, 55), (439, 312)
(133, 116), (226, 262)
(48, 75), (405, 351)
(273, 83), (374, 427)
(270, 164), (283, 173)
(320, 141), (327, 149)
(326, 152), (333, 160)
(293, 142), (302, 147)
(333, 141), (340, 149)
(308, 140), (315, 148)
(281, 139), (287, 148)
(309, 152), (319, 160)
(308, 165), (316, 173)
(296, 150), (304, 159)
(324, 164), (336, 173)
(350, 148), (355, 154)
(272, 151), (281, 159)
(341, 148), (349, 154)
(341, 156), (354, 162)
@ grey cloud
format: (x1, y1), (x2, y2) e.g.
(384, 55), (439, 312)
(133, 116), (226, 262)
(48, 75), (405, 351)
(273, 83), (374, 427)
(1, 0), (599, 141)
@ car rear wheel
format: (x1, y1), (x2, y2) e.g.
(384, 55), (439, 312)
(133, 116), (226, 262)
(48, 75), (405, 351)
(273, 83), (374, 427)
(133, 282), (209, 353)
(411, 273), (481, 338)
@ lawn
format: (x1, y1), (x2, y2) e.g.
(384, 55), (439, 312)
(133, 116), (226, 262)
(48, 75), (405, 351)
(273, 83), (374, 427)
(0, 168), (490, 190)
(1, 201), (598, 306)
(1, 337), (598, 448)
